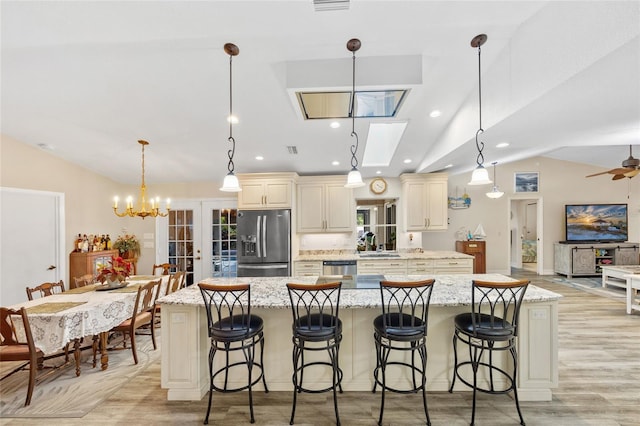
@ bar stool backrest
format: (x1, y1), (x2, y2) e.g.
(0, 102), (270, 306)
(198, 283), (252, 339)
(470, 279), (530, 337)
(286, 282), (342, 334)
(379, 279), (435, 334)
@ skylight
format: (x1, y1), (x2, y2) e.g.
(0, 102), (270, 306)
(296, 90), (408, 120)
(362, 122), (408, 167)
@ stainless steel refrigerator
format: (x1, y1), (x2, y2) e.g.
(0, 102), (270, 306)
(237, 209), (291, 277)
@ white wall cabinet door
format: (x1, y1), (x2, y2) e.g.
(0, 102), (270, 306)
(297, 178), (353, 233)
(401, 173), (448, 231)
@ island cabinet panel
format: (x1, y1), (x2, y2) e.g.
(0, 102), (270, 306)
(292, 260), (322, 276)
(237, 173), (296, 209)
(455, 240), (486, 273)
(358, 259), (407, 275)
(400, 173), (448, 231)
(69, 249), (119, 288)
(297, 176), (353, 233)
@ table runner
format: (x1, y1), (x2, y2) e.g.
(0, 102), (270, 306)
(26, 301), (87, 314)
(63, 284), (100, 294)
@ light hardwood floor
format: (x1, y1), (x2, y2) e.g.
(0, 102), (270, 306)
(4, 270), (639, 425)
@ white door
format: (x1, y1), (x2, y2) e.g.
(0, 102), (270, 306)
(0, 187), (65, 306)
(156, 198), (237, 285)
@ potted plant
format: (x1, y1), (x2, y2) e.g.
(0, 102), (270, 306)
(112, 234), (141, 259)
(97, 256), (132, 286)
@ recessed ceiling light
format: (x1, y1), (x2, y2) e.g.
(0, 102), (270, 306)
(255, 156), (264, 161)
(37, 143), (54, 150)
(227, 115), (239, 124)
(376, 170), (382, 174)
(445, 164), (453, 168)
(330, 121), (340, 129)
(403, 159), (412, 164)
(331, 160), (340, 166)
(429, 110), (441, 118)
(496, 142), (509, 148)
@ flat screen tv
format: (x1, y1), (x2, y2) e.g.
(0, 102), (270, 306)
(565, 204), (628, 243)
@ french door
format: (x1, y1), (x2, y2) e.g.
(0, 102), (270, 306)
(156, 199), (237, 285)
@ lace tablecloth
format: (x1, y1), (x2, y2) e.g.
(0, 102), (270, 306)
(8, 275), (169, 355)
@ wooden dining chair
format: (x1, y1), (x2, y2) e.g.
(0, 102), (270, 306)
(26, 280), (65, 300)
(0, 307), (45, 406)
(152, 263), (177, 276)
(110, 279), (161, 364)
(73, 274), (94, 288)
(166, 271), (186, 296)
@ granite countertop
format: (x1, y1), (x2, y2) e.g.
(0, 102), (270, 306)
(158, 274), (561, 309)
(294, 250), (473, 261)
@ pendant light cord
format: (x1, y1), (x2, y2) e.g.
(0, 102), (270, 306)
(349, 49), (359, 170)
(226, 52), (236, 174)
(475, 43), (485, 168)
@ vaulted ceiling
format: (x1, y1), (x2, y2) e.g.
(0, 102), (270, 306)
(2, 1), (639, 185)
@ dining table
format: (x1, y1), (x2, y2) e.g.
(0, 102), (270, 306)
(8, 274), (169, 376)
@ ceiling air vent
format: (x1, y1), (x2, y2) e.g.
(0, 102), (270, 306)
(313, 0), (349, 12)
(287, 146), (298, 155)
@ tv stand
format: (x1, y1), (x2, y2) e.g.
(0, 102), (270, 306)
(554, 242), (639, 278)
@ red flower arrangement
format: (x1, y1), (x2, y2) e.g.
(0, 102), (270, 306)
(97, 256), (132, 283)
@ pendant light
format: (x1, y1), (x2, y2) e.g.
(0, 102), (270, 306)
(344, 38), (365, 188)
(220, 43), (242, 192)
(485, 162), (504, 199)
(468, 34), (493, 186)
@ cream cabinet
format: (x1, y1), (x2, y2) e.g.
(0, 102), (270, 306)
(297, 176), (353, 233)
(358, 259), (408, 275)
(293, 260), (323, 276)
(406, 259), (434, 274)
(400, 173), (448, 231)
(431, 258), (473, 274)
(237, 173), (297, 209)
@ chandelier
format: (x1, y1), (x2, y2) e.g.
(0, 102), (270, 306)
(344, 38), (365, 188)
(220, 42), (242, 192)
(113, 140), (170, 219)
(468, 34), (493, 186)
(485, 162), (504, 199)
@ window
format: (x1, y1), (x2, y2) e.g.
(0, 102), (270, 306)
(356, 199), (397, 251)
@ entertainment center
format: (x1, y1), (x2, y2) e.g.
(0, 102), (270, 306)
(554, 203), (639, 278)
(553, 242), (639, 278)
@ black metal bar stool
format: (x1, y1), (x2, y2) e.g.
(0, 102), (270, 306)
(198, 282), (268, 425)
(372, 279), (436, 426)
(286, 281), (343, 425)
(449, 279), (530, 426)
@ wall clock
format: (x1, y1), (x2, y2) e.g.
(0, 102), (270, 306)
(369, 177), (388, 195)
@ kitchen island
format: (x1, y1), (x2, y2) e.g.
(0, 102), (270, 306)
(158, 274), (560, 402)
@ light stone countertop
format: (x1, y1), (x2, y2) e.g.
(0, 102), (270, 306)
(294, 250), (473, 261)
(158, 274), (561, 309)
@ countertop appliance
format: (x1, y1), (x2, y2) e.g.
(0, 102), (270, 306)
(322, 260), (357, 277)
(237, 209), (291, 277)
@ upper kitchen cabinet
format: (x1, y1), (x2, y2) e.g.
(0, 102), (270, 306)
(297, 176), (353, 233)
(237, 173), (298, 209)
(400, 173), (448, 231)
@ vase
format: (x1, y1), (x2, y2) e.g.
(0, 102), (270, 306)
(105, 278), (123, 288)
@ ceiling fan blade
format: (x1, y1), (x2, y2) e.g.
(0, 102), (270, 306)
(624, 169), (640, 178)
(586, 170), (614, 177)
(612, 174), (626, 180)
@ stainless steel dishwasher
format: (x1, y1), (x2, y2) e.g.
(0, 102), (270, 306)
(322, 260), (357, 277)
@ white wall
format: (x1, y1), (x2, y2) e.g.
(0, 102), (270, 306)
(425, 156), (639, 274)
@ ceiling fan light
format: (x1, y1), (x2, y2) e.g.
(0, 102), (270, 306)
(345, 169), (365, 188)
(220, 173), (242, 192)
(468, 165), (492, 185)
(486, 186), (504, 199)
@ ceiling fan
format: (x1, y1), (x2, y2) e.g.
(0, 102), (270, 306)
(586, 145), (640, 180)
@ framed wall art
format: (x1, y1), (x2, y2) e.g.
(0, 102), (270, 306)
(514, 172), (539, 193)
